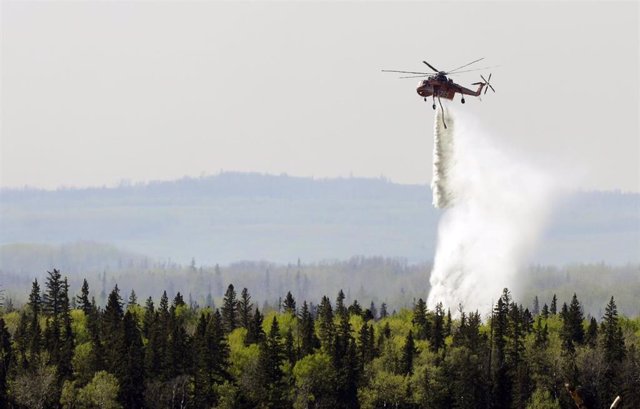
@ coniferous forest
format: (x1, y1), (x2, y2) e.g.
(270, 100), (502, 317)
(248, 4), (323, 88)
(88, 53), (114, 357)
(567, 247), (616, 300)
(0, 269), (639, 409)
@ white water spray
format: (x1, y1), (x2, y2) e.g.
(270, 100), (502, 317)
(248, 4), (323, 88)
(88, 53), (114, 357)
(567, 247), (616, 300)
(427, 107), (558, 313)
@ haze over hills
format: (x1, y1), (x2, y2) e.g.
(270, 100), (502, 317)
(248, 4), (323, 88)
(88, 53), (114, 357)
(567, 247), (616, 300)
(0, 172), (638, 267)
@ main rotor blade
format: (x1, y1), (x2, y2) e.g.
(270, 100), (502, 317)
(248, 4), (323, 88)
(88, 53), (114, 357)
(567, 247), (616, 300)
(382, 69), (431, 75)
(398, 75), (431, 79)
(446, 57), (484, 73)
(422, 61), (439, 72)
(448, 66), (499, 75)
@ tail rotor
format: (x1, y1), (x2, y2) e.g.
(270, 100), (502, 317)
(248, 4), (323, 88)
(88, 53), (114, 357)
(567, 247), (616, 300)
(480, 73), (495, 94)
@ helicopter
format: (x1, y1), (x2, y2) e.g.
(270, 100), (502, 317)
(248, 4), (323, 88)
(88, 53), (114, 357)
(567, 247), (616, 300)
(382, 58), (495, 128)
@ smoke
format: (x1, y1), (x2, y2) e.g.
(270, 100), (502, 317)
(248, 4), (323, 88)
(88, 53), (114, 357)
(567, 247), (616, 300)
(427, 107), (558, 314)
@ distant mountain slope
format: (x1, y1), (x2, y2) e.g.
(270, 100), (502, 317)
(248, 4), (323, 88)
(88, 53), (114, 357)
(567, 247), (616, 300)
(1, 172), (638, 265)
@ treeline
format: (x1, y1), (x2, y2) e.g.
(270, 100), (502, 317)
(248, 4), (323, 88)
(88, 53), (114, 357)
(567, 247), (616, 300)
(0, 270), (639, 408)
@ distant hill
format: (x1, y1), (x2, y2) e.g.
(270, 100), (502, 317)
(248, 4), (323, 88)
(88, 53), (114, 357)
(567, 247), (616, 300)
(1, 172), (638, 265)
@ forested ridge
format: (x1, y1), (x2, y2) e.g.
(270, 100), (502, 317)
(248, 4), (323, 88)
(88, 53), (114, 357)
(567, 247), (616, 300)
(0, 269), (639, 409)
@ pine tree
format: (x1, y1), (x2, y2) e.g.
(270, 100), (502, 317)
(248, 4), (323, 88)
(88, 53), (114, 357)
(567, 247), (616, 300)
(284, 329), (296, 364)
(102, 285), (125, 379)
(550, 294), (557, 315)
(491, 289), (512, 409)
(238, 288), (253, 329)
(318, 296), (335, 350)
(567, 294), (585, 345)
(400, 330), (416, 375)
(586, 317), (598, 347)
(379, 302), (388, 319)
(412, 298), (430, 340)
(336, 290), (347, 318)
(0, 318), (11, 408)
(58, 277), (74, 381)
(541, 303), (549, 319)
(533, 296), (540, 316)
(348, 300), (362, 316)
(28, 279), (42, 359)
(283, 291), (296, 314)
(431, 302), (445, 351)
(257, 317), (287, 407)
(245, 307), (265, 345)
(120, 310), (145, 409)
(299, 301), (318, 357)
(127, 290), (138, 308)
(77, 278), (92, 315)
(601, 297), (625, 363)
(221, 284), (238, 333)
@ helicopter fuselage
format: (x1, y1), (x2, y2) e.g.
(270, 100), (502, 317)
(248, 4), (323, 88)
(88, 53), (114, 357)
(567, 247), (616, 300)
(416, 75), (484, 100)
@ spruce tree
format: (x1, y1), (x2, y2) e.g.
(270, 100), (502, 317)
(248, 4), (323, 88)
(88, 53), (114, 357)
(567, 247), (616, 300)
(77, 278), (92, 315)
(431, 302), (445, 351)
(400, 330), (416, 375)
(245, 307), (265, 345)
(221, 284), (238, 333)
(412, 298), (430, 340)
(601, 297), (625, 362)
(586, 317), (598, 347)
(0, 318), (11, 408)
(121, 310), (145, 409)
(102, 285), (125, 379)
(550, 294), (557, 315)
(238, 288), (253, 329)
(28, 279), (42, 359)
(336, 290), (347, 318)
(299, 301), (318, 356)
(283, 291), (296, 314)
(318, 296), (335, 350)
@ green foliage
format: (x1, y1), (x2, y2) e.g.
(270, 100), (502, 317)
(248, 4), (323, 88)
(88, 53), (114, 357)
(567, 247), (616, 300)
(2, 274), (640, 409)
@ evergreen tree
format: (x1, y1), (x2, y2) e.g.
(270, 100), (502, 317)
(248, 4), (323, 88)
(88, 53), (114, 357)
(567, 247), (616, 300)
(586, 317), (598, 347)
(173, 292), (185, 308)
(492, 289), (512, 409)
(102, 285), (125, 380)
(400, 330), (416, 375)
(550, 294), (557, 315)
(567, 293), (585, 345)
(283, 291), (296, 314)
(120, 310), (145, 409)
(347, 300), (362, 316)
(336, 290), (347, 318)
(533, 295), (540, 316)
(77, 278), (92, 315)
(299, 301), (318, 357)
(221, 284), (238, 333)
(257, 317), (287, 408)
(601, 297), (625, 363)
(28, 279), (42, 359)
(246, 307), (265, 345)
(431, 302), (446, 351)
(238, 287), (253, 329)
(318, 296), (335, 350)
(412, 298), (430, 340)
(284, 329), (296, 365)
(541, 303), (549, 319)
(0, 319), (11, 408)
(379, 302), (388, 319)
(58, 278), (74, 381)
(127, 290), (138, 308)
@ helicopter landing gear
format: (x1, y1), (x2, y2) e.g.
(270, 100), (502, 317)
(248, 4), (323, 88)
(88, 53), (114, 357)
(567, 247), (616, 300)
(432, 96), (436, 110)
(461, 97), (465, 104)
(424, 97), (427, 102)
(432, 104), (436, 110)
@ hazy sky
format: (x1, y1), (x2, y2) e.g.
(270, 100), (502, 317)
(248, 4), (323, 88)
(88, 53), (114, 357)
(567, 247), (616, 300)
(1, 1), (638, 191)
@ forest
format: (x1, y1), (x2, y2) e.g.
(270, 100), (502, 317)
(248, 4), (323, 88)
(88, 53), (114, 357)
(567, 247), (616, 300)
(0, 269), (638, 409)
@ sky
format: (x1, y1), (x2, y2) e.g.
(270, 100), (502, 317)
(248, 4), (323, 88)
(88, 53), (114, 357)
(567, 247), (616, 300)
(1, 1), (638, 191)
